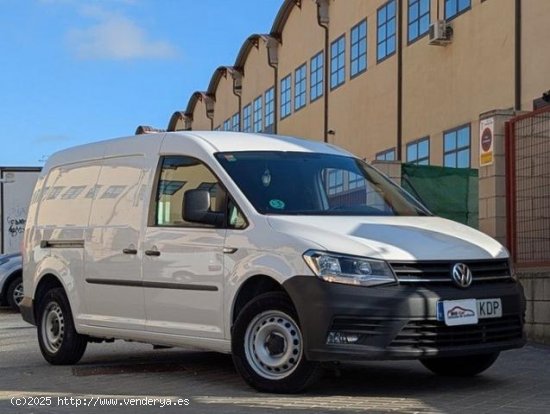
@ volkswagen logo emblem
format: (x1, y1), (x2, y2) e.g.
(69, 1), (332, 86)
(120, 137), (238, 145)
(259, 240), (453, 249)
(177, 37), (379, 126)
(452, 263), (473, 288)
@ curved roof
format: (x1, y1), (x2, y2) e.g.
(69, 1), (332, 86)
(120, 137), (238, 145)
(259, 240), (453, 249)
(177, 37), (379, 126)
(270, 0), (301, 38)
(135, 125), (165, 135)
(234, 34), (263, 70)
(185, 91), (214, 117)
(167, 111), (187, 131)
(206, 66), (237, 97)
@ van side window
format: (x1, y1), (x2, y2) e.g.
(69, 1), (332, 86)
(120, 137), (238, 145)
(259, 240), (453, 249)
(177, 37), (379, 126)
(155, 156), (224, 227)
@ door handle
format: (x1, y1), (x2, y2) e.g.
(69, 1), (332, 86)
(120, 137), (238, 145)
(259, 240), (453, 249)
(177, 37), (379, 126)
(145, 250), (161, 257)
(122, 248), (138, 255)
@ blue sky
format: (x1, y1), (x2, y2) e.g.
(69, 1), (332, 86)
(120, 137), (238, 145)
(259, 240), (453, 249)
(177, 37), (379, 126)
(0, 0), (282, 166)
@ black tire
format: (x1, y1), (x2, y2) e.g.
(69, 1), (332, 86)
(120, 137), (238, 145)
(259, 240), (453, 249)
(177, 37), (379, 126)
(231, 291), (321, 393)
(6, 275), (24, 311)
(36, 287), (87, 365)
(420, 352), (500, 376)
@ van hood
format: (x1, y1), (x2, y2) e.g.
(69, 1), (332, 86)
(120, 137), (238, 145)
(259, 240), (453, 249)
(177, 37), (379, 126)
(267, 216), (508, 261)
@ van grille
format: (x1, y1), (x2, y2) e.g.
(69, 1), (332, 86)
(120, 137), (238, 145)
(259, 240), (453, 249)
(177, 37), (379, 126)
(390, 259), (513, 285)
(389, 316), (523, 349)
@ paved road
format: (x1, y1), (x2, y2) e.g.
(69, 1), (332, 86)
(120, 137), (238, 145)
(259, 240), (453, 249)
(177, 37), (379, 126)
(1, 308), (549, 414)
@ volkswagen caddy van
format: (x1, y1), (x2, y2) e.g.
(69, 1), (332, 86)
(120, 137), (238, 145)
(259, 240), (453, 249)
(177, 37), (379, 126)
(21, 132), (525, 393)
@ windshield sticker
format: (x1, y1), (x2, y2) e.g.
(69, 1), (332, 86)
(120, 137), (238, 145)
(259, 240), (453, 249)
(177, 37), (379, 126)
(224, 154), (237, 162)
(269, 199), (285, 210)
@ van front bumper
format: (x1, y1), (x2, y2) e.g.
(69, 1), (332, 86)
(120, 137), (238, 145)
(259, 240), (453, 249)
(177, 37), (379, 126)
(282, 276), (526, 362)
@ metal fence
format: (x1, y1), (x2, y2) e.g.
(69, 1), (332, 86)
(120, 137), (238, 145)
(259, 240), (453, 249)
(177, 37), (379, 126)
(506, 106), (550, 266)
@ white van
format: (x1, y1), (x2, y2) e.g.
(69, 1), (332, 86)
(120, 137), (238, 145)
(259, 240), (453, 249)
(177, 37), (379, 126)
(21, 132), (525, 393)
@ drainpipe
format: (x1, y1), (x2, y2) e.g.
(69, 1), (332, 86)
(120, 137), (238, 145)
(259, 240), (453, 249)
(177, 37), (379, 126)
(397, 0), (403, 160)
(231, 68), (243, 130)
(265, 36), (280, 134)
(316, 0), (330, 143)
(514, 0), (522, 111)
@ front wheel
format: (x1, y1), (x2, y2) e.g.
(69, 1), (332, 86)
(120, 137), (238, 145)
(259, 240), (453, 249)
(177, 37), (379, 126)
(232, 292), (320, 393)
(37, 287), (87, 365)
(420, 352), (500, 376)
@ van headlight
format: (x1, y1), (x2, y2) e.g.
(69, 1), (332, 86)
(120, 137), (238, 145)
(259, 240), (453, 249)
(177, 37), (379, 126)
(303, 250), (397, 287)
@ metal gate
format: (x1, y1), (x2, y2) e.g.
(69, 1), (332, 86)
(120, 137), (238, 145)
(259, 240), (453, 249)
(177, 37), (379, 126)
(506, 106), (550, 266)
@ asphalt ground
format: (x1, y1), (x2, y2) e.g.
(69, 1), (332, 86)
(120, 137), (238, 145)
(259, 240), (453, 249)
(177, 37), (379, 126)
(1, 308), (549, 414)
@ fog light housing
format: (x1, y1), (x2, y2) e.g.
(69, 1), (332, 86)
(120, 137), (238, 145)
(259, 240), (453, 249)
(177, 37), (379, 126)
(326, 331), (361, 345)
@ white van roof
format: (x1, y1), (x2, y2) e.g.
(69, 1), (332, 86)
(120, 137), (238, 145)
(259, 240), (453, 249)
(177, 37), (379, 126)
(44, 131), (354, 170)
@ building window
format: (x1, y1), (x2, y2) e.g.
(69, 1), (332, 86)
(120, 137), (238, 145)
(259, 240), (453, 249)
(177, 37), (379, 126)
(330, 35), (346, 90)
(327, 170), (344, 195)
(350, 19), (367, 78)
(408, 0), (430, 42)
(264, 87), (275, 131)
(294, 63), (307, 111)
(376, 148), (396, 161)
(253, 96), (263, 133)
(377, 0), (396, 62)
(280, 74), (292, 119)
(231, 112), (240, 131)
(243, 104), (252, 132)
(310, 51), (324, 102)
(445, 0), (470, 20)
(443, 124), (470, 168)
(406, 137), (430, 165)
(223, 118), (231, 131)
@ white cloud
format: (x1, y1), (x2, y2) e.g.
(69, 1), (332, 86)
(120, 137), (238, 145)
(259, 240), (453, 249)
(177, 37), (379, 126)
(67, 9), (179, 60)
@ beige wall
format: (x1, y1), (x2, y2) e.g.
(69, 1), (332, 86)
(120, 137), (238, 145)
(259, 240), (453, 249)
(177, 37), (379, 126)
(212, 71), (239, 130)
(190, 98), (212, 131)
(175, 0), (549, 165)
(240, 39), (275, 125)
(521, 0), (550, 109)
(327, 0), (398, 159)
(277, 0), (325, 140)
(402, 0), (515, 167)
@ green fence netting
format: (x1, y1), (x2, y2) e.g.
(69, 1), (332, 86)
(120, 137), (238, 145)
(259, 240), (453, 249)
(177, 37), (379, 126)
(401, 164), (479, 228)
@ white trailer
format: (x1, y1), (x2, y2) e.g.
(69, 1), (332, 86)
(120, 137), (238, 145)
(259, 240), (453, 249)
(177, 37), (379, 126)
(0, 167), (41, 255)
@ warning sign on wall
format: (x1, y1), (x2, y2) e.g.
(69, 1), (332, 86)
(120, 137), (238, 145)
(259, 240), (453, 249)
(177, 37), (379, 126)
(479, 118), (494, 166)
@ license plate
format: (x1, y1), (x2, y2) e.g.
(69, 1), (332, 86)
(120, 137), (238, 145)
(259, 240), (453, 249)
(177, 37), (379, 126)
(437, 298), (502, 326)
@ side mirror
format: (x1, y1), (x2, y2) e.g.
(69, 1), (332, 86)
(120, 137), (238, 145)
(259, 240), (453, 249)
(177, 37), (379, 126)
(183, 189), (224, 226)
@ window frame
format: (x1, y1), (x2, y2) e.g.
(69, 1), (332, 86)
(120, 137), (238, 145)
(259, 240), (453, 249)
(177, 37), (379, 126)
(350, 18), (368, 79)
(243, 103), (252, 132)
(294, 62), (307, 112)
(443, 124), (471, 168)
(330, 34), (346, 90)
(231, 112), (240, 132)
(149, 155), (248, 230)
(406, 136), (430, 165)
(264, 87), (275, 130)
(377, 0), (397, 63)
(444, 0), (471, 21)
(407, 0), (431, 44)
(280, 74), (292, 120)
(253, 95), (263, 132)
(223, 118), (231, 132)
(375, 148), (397, 161)
(310, 51), (324, 103)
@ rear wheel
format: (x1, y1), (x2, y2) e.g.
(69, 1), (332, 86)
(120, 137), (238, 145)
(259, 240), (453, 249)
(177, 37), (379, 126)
(6, 275), (24, 311)
(37, 288), (87, 365)
(232, 292), (320, 393)
(420, 352), (500, 376)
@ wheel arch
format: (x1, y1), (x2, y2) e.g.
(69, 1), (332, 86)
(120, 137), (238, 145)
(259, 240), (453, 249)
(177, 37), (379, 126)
(231, 274), (292, 328)
(1, 269), (22, 303)
(33, 273), (65, 321)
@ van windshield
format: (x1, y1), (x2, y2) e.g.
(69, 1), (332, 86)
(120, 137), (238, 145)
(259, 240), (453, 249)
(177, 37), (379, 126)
(215, 151), (430, 216)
